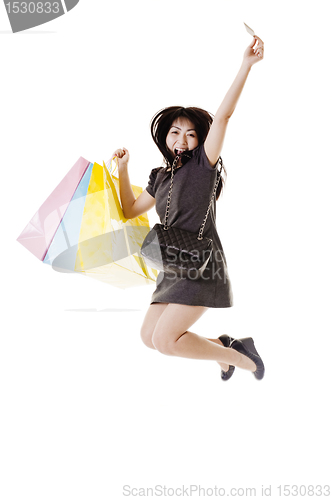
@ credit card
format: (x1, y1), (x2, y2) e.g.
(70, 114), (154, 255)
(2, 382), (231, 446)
(244, 22), (255, 36)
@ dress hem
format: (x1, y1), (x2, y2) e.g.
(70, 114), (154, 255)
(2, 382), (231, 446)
(150, 300), (233, 309)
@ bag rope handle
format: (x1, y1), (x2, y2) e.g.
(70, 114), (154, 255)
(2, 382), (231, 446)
(105, 156), (119, 176)
(163, 155), (223, 240)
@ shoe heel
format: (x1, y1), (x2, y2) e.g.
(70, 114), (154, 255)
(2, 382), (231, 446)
(240, 337), (259, 356)
(230, 337), (265, 381)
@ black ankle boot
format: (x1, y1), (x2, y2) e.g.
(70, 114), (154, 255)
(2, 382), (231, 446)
(230, 337), (265, 380)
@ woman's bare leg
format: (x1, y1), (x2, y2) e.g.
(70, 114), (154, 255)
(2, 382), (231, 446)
(208, 338), (230, 373)
(140, 302), (208, 348)
(140, 303), (169, 349)
(151, 304), (256, 371)
(141, 303), (237, 372)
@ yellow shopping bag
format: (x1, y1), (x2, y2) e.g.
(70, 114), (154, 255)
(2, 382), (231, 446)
(52, 157), (157, 289)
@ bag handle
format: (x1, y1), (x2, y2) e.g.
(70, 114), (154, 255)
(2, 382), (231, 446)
(164, 155), (223, 240)
(105, 156), (118, 176)
(197, 158), (222, 240)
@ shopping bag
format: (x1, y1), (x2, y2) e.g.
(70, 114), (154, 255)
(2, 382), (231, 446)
(17, 156), (91, 261)
(17, 156), (157, 289)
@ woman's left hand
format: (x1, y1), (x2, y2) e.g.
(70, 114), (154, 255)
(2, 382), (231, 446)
(243, 36), (264, 67)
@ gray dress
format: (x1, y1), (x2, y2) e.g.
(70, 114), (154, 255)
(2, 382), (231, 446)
(145, 144), (233, 308)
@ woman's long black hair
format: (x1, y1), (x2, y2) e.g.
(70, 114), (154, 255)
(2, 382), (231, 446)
(150, 106), (227, 200)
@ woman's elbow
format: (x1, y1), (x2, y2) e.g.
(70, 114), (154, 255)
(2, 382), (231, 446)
(124, 210), (135, 220)
(122, 204), (134, 219)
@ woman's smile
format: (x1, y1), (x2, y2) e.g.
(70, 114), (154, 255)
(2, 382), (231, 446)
(166, 117), (199, 157)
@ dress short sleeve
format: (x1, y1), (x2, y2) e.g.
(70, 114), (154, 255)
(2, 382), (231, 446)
(145, 167), (162, 198)
(193, 144), (219, 170)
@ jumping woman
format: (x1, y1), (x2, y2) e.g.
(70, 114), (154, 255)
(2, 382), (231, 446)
(113, 36), (265, 381)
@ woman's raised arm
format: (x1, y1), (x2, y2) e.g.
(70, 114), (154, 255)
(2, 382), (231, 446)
(115, 148), (156, 219)
(204, 36), (264, 166)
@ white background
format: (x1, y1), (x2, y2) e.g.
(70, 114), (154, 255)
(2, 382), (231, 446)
(1, 0), (331, 498)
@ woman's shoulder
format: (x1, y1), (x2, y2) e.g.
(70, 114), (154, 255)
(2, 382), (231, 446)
(150, 166), (164, 175)
(148, 166), (165, 181)
(145, 166), (164, 197)
(192, 143), (219, 171)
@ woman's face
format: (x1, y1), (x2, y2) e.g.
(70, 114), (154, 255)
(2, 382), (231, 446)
(166, 118), (199, 157)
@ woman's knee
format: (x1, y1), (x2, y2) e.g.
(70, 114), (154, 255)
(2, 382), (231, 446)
(140, 303), (169, 349)
(151, 330), (177, 355)
(140, 325), (155, 349)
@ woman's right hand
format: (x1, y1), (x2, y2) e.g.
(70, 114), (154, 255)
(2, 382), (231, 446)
(113, 147), (130, 169)
(113, 146), (156, 218)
